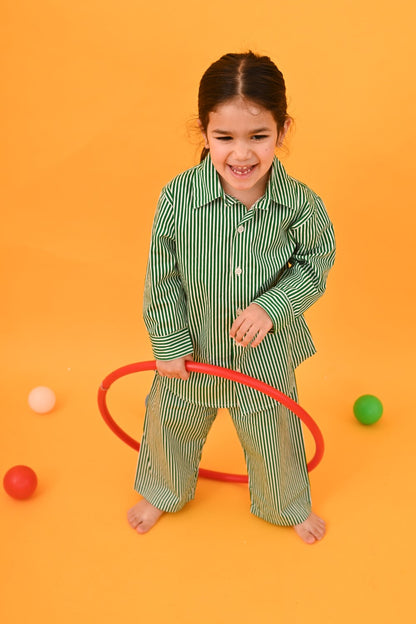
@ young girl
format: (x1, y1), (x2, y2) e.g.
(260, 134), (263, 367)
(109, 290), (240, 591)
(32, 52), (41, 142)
(128, 52), (335, 544)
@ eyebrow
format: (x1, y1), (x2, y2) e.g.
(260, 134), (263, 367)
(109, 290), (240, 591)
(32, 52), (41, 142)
(212, 127), (271, 134)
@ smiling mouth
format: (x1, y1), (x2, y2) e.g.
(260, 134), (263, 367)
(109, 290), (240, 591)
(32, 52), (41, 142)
(229, 165), (257, 176)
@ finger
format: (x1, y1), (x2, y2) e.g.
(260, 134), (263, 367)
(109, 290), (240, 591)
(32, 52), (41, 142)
(235, 325), (258, 346)
(242, 327), (261, 346)
(174, 362), (190, 380)
(230, 318), (243, 338)
(159, 367), (181, 379)
(233, 320), (253, 342)
(166, 366), (186, 380)
(250, 329), (266, 348)
(230, 312), (252, 336)
(182, 357), (193, 379)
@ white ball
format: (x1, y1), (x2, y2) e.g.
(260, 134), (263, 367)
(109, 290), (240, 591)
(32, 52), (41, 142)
(28, 386), (56, 414)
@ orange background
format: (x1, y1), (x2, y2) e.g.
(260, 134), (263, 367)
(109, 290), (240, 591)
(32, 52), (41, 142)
(1, 1), (416, 622)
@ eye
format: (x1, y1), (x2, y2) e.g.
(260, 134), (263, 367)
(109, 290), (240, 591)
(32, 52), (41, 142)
(252, 134), (268, 141)
(215, 136), (232, 141)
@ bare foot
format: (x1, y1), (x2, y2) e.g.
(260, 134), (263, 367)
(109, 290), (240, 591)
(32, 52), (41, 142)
(127, 499), (164, 534)
(293, 512), (326, 545)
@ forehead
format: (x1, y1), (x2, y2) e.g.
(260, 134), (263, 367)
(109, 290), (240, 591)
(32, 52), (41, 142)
(207, 97), (277, 131)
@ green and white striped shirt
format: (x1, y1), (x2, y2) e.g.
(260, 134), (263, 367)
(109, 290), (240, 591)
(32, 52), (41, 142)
(143, 155), (335, 413)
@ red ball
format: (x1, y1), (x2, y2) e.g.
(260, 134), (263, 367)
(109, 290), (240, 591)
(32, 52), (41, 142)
(3, 465), (38, 500)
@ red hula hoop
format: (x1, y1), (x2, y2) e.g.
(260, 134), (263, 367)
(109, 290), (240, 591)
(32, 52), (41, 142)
(97, 360), (324, 483)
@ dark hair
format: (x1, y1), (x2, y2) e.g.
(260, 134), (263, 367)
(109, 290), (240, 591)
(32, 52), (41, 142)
(198, 51), (290, 161)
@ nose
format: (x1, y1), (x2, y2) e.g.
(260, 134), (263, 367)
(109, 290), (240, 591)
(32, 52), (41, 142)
(233, 140), (251, 160)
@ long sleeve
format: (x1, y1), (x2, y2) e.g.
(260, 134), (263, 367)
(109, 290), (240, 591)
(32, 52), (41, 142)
(143, 191), (193, 360)
(254, 193), (335, 332)
(139, 156), (335, 412)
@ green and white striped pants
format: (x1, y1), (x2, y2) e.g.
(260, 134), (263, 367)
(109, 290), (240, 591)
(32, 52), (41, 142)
(134, 375), (311, 526)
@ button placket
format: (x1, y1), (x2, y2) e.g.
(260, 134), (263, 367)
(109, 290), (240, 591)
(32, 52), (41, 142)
(228, 202), (244, 370)
(233, 208), (251, 337)
(234, 218), (246, 276)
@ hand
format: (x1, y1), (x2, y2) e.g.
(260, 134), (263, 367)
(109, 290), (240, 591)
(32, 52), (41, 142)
(156, 354), (194, 380)
(230, 303), (273, 348)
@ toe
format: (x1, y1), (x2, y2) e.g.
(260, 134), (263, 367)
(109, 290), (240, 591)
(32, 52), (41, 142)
(302, 529), (316, 545)
(128, 516), (139, 529)
(127, 499), (164, 534)
(314, 520), (326, 540)
(294, 524), (316, 545)
(127, 510), (141, 529)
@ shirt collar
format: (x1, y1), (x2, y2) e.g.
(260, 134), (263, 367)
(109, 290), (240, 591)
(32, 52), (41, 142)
(193, 155), (224, 209)
(193, 154), (298, 210)
(266, 157), (299, 210)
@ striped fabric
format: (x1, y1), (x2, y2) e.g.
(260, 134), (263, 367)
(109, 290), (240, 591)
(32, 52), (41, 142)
(135, 374), (312, 526)
(136, 155), (335, 525)
(143, 154), (336, 414)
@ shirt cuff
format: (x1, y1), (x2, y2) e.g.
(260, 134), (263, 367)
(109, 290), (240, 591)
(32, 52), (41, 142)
(254, 289), (294, 332)
(150, 327), (194, 360)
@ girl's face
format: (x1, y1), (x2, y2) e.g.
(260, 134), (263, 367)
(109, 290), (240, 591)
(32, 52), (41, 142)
(200, 97), (289, 207)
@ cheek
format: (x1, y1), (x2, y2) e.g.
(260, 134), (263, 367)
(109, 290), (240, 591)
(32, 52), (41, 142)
(210, 145), (228, 163)
(258, 145), (276, 163)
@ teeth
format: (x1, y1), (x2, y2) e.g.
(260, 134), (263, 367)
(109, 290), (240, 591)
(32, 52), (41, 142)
(231, 166), (253, 175)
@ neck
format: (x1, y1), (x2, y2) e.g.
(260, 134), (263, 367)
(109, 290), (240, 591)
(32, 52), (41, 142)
(221, 180), (266, 209)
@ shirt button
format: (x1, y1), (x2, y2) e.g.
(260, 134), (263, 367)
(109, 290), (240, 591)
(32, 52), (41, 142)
(236, 308), (243, 315)
(235, 267), (242, 276)
(237, 225), (245, 234)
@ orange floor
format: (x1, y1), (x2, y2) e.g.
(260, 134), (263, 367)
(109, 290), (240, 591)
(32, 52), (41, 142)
(2, 2), (416, 623)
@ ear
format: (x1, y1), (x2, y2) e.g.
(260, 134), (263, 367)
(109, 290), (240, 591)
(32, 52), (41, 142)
(198, 119), (209, 149)
(277, 118), (292, 147)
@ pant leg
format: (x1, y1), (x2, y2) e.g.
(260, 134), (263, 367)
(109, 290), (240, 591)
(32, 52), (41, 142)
(229, 383), (312, 526)
(134, 375), (217, 512)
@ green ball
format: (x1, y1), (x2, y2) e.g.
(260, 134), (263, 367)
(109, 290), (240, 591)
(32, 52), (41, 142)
(353, 395), (383, 425)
